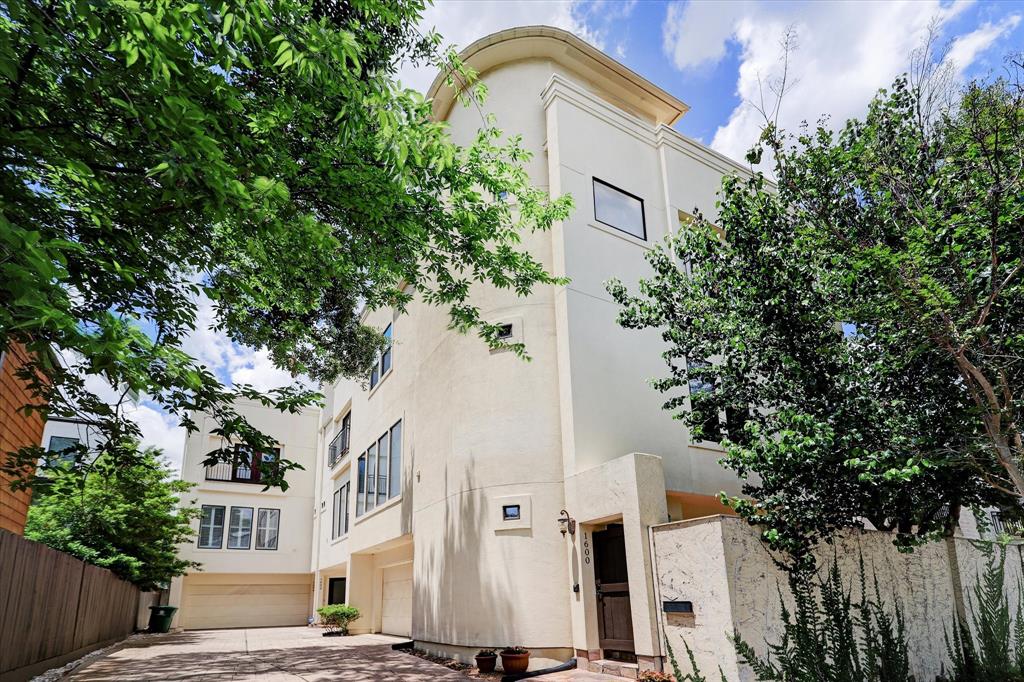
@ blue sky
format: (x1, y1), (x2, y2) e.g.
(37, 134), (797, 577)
(150, 0), (1024, 469)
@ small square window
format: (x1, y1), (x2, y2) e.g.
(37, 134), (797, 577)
(497, 323), (513, 340)
(502, 504), (521, 521)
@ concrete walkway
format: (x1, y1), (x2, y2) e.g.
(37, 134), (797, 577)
(65, 628), (470, 681)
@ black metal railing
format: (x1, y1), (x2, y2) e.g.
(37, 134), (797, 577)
(328, 424), (350, 468)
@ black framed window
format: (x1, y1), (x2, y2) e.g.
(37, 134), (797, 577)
(370, 323), (393, 389)
(255, 508), (280, 550)
(355, 420), (403, 517)
(593, 178), (646, 240)
(356, 454), (366, 516)
(332, 479), (350, 538)
(198, 505), (225, 548)
(227, 506), (254, 549)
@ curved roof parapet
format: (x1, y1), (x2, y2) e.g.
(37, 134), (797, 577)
(426, 25), (690, 126)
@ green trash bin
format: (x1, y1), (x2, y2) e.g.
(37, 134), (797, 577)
(148, 605), (178, 633)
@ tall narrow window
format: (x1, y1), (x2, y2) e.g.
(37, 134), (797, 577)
(376, 433), (389, 506)
(356, 454), (366, 516)
(227, 506), (254, 549)
(198, 505), (225, 548)
(381, 324), (393, 374)
(255, 508), (280, 550)
(370, 323), (394, 389)
(343, 481), (351, 533)
(365, 443), (377, 512)
(332, 487), (343, 539)
(593, 178), (646, 240)
(389, 420), (402, 498)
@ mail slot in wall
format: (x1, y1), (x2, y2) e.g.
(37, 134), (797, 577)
(663, 601), (693, 613)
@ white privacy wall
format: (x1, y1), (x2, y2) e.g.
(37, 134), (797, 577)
(652, 515), (1024, 682)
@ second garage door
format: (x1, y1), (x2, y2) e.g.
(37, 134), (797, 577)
(380, 562), (413, 637)
(181, 573), (312, 630)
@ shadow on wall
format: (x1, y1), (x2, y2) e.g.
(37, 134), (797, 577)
(415, 460), (518, 654)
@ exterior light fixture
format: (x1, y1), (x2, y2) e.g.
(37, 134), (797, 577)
(557, 509), (576, 537)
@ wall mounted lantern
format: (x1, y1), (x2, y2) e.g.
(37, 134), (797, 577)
(557, 509), (577, 537)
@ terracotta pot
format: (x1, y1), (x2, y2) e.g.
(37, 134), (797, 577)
(475, 654), (497, 673)
(500, 651), (530, 674)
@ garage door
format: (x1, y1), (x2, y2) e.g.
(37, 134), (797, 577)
(380, 563), (413, 637)
(181, 574), (311, 630)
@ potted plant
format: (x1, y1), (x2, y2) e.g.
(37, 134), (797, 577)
(475, 649), (497, 673)
(500, 646), (530, 674)
(316, 604), (360, 637)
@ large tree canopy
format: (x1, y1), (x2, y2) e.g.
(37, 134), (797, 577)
(610, 58), (1023, 565)
(25, 446), (199, 590)
(1, 0), (572, 487)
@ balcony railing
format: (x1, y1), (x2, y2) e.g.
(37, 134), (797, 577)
(991, 512), (1024, 537)
(204, 446), (279, 484)
(328, 425), (350, 469)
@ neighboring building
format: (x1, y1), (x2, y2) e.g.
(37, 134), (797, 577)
(168, 400), (319, 630)
(40, 417), (103, 465)
(0, 343), (46, 534)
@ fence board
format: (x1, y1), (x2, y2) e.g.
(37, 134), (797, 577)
(0, 531), (140, 681)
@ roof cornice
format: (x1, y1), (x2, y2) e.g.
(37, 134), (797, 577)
(427, 26), (690, 126)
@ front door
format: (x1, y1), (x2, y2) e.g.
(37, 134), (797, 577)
(327, 577), (347, 605)
(593, 524), (635, 661)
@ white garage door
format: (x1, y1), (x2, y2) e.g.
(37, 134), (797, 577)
(380, 563), (413, 637)
(181, 575), (311, 630)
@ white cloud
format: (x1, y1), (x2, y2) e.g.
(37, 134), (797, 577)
(398, 0), (604, 93)
(132, 401), (187, 475)
(660, 0), (1016, 164)
(945, 14), (1021, 77)
(662, 0), (751, 71)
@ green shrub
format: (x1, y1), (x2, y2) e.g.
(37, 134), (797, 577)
(317, 604), (360, 634)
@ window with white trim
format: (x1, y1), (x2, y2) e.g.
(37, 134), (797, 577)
(198, 505), (225, 548)
(255, 508), (280, 550)
(227, 506), (253, 549)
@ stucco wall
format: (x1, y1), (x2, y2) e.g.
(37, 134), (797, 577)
(653, 515), (1024, 682)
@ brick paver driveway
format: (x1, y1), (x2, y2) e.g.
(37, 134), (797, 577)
(66, 627), (471, 681)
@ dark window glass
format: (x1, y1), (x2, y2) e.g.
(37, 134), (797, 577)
(356, 454), (366, 516)
(328, 577), (347, 605)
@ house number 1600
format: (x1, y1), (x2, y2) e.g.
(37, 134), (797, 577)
(583, 533), (590, 564)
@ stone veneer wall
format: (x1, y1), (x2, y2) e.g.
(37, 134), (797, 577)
(652, 515), (1024, 682)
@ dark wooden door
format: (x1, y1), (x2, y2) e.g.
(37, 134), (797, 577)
(593, 524), (635, 660)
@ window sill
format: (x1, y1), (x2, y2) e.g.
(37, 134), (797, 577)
(329, 534), (348, 546)
(587, 221), (652, 250)
(367, 366), (394, 399)
(691, 440), (725, 453)
(354, 494), (402, 524)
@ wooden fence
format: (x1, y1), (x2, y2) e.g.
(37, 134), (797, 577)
(0, 530), (140, 682)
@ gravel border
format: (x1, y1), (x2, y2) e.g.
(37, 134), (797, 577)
(30, 631), (173, 681)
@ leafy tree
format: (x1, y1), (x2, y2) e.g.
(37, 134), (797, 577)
(609, 58), (1023, 564)
(24, 446), (199, 590)
(1, 0), (572, 488)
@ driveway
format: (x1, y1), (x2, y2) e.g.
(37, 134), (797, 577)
(65, 628), (470, 681)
